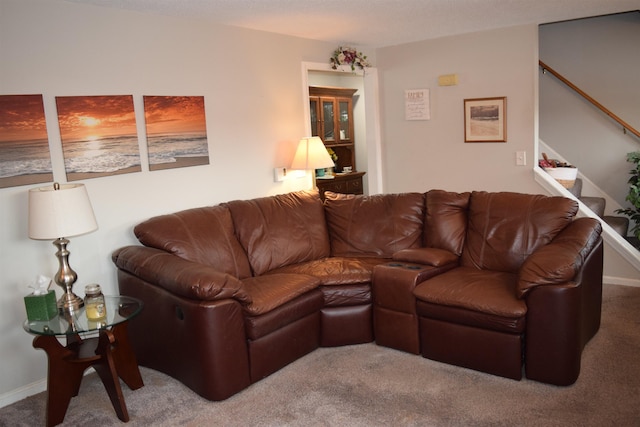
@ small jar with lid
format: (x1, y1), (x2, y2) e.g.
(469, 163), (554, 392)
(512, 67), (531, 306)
(84, 284), (106, 321)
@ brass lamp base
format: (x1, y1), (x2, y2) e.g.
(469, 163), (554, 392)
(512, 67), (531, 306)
(57, 292), (84, 313)
(52, 237), (85, 314)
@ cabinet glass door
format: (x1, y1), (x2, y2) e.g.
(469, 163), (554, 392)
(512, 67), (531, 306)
(322, 99), (335, 142)
(309, 98), (319, 137)
(339, 100), (351, 142)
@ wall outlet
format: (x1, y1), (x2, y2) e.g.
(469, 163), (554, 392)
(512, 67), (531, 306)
(274, 167), (288, 182)
(516, 151), (526, 166)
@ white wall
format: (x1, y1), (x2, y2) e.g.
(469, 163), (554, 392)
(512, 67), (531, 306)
(377, 25), (543, 195)
(0, 0), (349, 404)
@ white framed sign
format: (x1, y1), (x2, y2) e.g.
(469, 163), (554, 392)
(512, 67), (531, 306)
(404, 89), (430, 121)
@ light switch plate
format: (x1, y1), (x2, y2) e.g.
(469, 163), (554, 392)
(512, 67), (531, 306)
(516, 151), (526, 166)
(438, 74), (458, 86)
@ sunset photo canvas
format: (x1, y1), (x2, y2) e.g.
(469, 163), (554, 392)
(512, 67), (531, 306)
(55, 95), (141, 181)
(0, 94), (53, 188)
(143, 96), (209, 171)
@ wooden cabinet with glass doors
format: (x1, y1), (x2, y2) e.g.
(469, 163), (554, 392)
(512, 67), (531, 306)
(309, 86), (365, 199)
(309, 86), (358, 173)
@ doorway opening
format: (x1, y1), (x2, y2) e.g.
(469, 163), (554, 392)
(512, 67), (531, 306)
(301, 62), (383, 195)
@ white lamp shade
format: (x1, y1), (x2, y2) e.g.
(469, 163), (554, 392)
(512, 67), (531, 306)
(28, 183), (98, 240)
(290, 137), (335, 170)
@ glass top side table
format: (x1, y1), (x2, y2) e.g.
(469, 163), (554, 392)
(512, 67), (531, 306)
(24, 295), (143, 336)
(24, 295), (144, 427)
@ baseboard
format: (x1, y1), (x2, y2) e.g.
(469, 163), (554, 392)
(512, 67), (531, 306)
(604, 276), (640, 288)
(0, 366), (99, 409)
(0, 378), (46, 409)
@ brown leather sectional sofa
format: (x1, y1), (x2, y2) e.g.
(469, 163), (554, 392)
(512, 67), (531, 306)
(112, 189), (603, 401)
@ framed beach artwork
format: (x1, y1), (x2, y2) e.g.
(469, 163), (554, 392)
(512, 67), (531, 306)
(0, 94), (53, 188)
(464, 97), (507, 142)
(55, 95), (141, 181)
(143, 96), (209, 171)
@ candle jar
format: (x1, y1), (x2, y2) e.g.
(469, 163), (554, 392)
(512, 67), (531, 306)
(84, 284), (106, 321)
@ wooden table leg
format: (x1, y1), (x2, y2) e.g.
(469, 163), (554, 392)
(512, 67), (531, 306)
(110, 323), (144, 390)
(33, 325), (142, 426)
(33, 335), (93, 427)
(92, 330), (129, 422)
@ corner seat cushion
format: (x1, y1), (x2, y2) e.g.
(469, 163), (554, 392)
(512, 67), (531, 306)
(413, 267), (527, 333)
(226, 190), (329, 276)
(133, 205), (252, 279)
(241, 273), (321, 316)
(266, 257), (388, 307)
(461, 191), (578, 273)
(324, 192), (425, 257)
(265, 256), (388, 285)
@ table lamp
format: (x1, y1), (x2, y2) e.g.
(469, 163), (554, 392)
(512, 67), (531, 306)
(290, 136), (335, 188)
(28, 182), (98, 313)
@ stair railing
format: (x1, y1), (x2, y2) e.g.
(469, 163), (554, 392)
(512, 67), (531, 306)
(539, 60), (640, 140)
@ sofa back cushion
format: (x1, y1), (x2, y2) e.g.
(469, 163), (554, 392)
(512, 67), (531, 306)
(226, 190), (330, 276)
(424, 190), (471, 256)
(134, 205), (253, 279)
(461, 191), (578, 273)
(324, 192), (424, 257)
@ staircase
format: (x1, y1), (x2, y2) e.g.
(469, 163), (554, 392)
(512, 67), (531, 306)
(568, 178), (630, 238)
(536, 142), (640, 277)
(536, 160), (640, 284)
(537, 57), (640, 279)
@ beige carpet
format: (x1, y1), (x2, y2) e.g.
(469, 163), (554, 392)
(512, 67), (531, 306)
(2, 283), (639, 426)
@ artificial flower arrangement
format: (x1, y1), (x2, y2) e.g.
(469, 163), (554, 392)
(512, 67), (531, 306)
(326, 147), (338, 163)
(330, 46), (371, 71)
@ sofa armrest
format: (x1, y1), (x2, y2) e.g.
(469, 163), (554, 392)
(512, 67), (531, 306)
(392, 247), (459, 267)
(112, 246), (252, 304)
(517, 217), (602, 299)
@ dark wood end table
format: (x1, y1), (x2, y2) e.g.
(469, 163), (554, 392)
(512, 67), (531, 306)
(24, 296), (144, 426)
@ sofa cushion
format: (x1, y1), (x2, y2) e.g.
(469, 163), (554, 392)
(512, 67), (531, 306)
(244, 288), (323, 340)
(266, 256), (387, 286)
(424, 190), (470, 256)
(241, 273), (321, 316)
(324, 192), (424, 257)
(461, 191), (578, 273)
(392, 247), (459, 267)
(134, 205), (252, 279)
(321, 284), (372, 307)
(413, 267), (527, 333)
(266, 257), (385, 307)
(226, 190), (330, 276)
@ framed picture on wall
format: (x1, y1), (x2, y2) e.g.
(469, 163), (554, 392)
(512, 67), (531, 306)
(464, 97), (507, 142)
(56, 95), (142, 180)
(143, 95), (209, 171)
(0, 94), (53, 188)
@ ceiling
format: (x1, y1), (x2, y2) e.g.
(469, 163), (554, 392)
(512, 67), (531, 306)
(65, 0), (639, 47)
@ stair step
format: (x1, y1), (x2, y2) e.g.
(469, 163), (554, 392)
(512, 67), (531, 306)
(626, 236), (640, 250)
(568, 178), (583, 198)
(559, 177), (631, 239)
(603, 215), (629, 237)
(580, 196), (605, 217)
